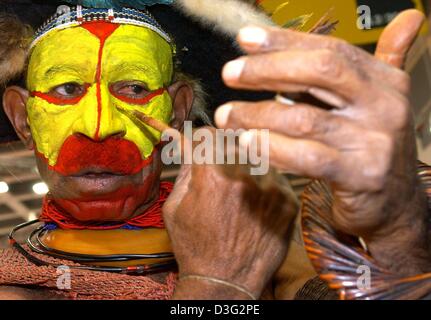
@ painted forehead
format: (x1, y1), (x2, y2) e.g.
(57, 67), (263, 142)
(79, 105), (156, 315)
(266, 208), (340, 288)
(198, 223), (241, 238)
(27, 23), (174, 91)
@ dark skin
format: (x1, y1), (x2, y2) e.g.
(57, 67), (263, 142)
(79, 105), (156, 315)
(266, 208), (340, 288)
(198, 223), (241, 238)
(161, 10), (431, 300)
(3, 81), (194, 221)
(0, 80), (194, 299)
(215, 9), (431, 276)
(162, 129), (299, 299)
(2, 80), (299, 300)
(1, 9), (429, 300)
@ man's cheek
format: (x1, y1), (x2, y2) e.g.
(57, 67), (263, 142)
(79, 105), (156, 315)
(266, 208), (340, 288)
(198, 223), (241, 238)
(26, 97), (82, 167)
(146, 92), (173, 124)
(119, 92), (173, 159)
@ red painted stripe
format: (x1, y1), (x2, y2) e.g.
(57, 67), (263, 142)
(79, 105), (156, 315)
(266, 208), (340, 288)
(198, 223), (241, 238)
(109, 87), (166, 105)
(31, 84), (90, 105)
(94, 44), (104, 140)
(82, 22), (119, 141)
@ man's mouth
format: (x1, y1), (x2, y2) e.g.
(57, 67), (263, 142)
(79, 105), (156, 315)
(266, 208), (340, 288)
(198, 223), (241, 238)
(66, 169), (134, 197)
(72, 168), (125, 178)
(81, 173), (120, 179)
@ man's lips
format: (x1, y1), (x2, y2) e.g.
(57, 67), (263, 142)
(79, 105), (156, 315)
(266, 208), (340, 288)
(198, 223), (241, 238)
(65, 170), (135, 198)
(71, 167), (125, 177)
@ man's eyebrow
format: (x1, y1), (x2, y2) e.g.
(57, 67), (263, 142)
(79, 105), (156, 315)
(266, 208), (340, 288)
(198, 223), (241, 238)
(111, 63), (156, 76)
(44, 65), (82, 78)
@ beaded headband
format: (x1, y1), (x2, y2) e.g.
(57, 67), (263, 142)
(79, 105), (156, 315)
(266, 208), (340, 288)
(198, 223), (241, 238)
(30, 5), (173, 50)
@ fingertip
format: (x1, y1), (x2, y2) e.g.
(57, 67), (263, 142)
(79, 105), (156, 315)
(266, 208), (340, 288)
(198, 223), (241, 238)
(398, 9), (426, 35)
(401, 9), (426, 22)
(215, 103), (233, 128)
(222, 59), (245, 84)
(238, 26), (268, 48)
(376, 9), (426, 67)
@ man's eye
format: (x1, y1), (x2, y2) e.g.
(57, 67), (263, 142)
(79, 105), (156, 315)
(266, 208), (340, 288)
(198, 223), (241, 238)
(53, 83), (84, 96)
(131, 85), (145, 95)
(117, 84), (147, 96)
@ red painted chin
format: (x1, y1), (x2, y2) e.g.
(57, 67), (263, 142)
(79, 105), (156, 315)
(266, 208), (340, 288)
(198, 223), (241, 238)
(37, 134), (160, 221)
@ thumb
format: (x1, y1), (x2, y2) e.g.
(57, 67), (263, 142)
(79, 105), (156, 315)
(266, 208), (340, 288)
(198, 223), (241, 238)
(375, 9), (425, 68)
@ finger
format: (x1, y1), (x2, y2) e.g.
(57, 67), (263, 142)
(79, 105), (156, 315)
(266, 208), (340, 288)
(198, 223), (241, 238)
(131, 109), (172, 132)
(375, 9), (425, 68)
(240, 130), (340, 179)
(238, 25), (345, 54)
(236, 26), (409, 94)
(215, 100), (365, 147)
(163, 164), (191, 217)
(223, 49), (368, 104)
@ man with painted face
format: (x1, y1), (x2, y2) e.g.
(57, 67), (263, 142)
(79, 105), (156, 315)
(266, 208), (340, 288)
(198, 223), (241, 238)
(1, 0), (431, 301)
(0, 0), (305, 300)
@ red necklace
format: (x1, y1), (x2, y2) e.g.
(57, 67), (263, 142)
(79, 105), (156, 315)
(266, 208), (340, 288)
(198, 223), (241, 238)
(39, 182), (173, 230)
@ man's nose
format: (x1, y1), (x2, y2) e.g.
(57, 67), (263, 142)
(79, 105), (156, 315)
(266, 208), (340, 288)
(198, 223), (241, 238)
(72, 84), (126, 141)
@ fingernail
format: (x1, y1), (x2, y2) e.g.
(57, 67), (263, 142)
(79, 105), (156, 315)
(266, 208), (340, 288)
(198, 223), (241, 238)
(239, 130), (255, 148)
(215, 103), (233, 127)
(238, 26), (267, 46)
(223, 59), (245, 81)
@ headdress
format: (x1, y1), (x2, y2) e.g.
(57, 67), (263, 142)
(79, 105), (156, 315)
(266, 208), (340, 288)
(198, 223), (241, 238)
(0, 0), (274, 142)
(31, 6), (174, 49)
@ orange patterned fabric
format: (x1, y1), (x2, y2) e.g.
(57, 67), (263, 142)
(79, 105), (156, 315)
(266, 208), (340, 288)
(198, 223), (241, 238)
(0, 245), (176, 300)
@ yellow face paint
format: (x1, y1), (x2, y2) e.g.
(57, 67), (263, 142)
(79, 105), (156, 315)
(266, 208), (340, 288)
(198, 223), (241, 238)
(26, 23), (173, 167)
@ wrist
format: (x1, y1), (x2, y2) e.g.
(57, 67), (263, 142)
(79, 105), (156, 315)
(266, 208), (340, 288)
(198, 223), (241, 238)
(177, 263), (267, 298)
(173, 276), (258, 300)
(366, 182), (431, 275)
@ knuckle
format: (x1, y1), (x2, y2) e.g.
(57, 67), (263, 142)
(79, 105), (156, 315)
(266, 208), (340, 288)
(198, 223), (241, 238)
(265, 100), (283, 116)
(287, 107), (335, 139)
(289, 107), (318, 135)
(334, 39), (352, 55)
(314, 50), (343, 78)
(303, 148), (336, 177)
(264, 27), (286, 49)
(318, 155), (337, 178)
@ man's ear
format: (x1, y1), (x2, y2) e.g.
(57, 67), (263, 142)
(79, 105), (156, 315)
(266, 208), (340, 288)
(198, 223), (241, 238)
(3, 86), (34, 150)
(167, 81), (194, 131)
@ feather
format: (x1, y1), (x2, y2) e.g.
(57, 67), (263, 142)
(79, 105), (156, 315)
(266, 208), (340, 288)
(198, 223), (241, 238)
(61, 0), (274, 39)
(282, 14), (313, 30)
(62, 0), (173, 10)
(308, 8), (339, 35)
(174, 0), (274, 38)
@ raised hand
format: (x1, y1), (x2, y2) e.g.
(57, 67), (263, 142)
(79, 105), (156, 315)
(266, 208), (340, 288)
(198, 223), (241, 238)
(215, 10), (431, 275)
